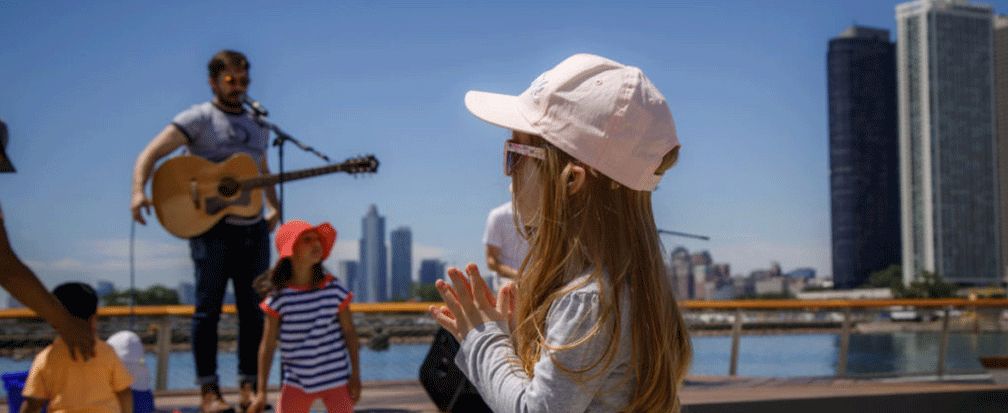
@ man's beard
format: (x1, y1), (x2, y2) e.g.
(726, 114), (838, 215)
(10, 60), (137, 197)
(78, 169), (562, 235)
(216, 92), (243, 109)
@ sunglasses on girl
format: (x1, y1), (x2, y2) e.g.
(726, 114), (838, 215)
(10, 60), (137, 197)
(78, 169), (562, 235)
(504, 141), (546, 176)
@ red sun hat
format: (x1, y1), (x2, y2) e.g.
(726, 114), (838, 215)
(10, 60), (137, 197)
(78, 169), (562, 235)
(274, 220), (337, 261)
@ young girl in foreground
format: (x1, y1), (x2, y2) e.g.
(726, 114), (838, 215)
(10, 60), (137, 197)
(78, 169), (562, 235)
(248, 220), (360, 413)
(430, 53), (693, 412)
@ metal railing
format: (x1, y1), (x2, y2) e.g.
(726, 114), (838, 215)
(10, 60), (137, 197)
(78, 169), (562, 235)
(2, 298), (1007, 390)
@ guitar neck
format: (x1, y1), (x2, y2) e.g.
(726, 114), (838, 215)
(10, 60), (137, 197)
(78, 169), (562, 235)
(241, 163), (353, 189)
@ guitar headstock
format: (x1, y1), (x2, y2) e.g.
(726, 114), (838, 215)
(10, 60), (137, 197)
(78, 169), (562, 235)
(341, 154), (379, 175)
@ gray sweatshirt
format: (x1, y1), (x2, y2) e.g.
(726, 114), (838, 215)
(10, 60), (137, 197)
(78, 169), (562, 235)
(455, 274), (634, 412)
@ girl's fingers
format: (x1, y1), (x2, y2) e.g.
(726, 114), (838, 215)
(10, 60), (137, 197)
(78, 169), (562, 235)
(467, 263), (496, 310)
(447, 267), (474, 303)
(437, 280), (470, 330)
(503, 284), (518, 332)
(447, 267), (482, 319)
(496, 284), (509, 314)
(429, 306), (459, 336)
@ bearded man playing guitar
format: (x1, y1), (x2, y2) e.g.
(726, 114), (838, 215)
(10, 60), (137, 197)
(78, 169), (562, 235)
(130, 50), (278, 413)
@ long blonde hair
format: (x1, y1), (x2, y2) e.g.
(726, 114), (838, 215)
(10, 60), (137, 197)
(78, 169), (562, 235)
(511, 135), (692, 412)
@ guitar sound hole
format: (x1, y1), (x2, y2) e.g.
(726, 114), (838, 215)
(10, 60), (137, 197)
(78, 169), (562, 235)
(218, 178), (240, 197)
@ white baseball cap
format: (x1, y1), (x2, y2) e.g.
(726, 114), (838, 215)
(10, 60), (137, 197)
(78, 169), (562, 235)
(465, 53), (680, 192)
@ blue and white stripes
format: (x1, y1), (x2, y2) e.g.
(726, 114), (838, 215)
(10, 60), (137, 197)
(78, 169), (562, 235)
(260, 275), (353, 393)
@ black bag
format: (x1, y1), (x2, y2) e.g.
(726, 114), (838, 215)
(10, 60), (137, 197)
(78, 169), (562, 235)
(418, 328), (493, 412)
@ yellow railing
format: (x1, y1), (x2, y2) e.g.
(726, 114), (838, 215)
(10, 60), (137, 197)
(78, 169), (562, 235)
(2, 298), (1008, 319)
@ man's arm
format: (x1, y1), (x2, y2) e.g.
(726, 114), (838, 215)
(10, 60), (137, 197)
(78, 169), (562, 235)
(258, 157), (280, 232)
(116, 388), (133, 413)
(131, 125), (187, 224)
(485, 244), (519, 280)
(21, 398), (47, 413)
(0, 210), (94, 360)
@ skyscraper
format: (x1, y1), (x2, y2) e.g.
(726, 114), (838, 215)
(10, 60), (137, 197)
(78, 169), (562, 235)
(338, 260), (359, 294)
(389, 227), (413, 301)
(177, 281), (195, 305)
(360, 205), (387, 302)
(996, 15), (1008, 283)
(94, 280), (116, 304)
(419, 259), (446, 285)
(670, 247), (693, 299)
(897, 0), (1001, 285)
(827, 26), (902, 289)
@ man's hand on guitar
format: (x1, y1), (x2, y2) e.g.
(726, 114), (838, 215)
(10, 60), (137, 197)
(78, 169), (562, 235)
(265, 208), (280, 233)
(130, 191), (152, 225)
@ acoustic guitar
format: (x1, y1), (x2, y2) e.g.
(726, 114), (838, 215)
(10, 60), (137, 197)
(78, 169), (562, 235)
(151, 153), (378, 238)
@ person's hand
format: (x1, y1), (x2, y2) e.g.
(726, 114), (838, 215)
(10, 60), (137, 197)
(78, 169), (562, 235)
(348, 374), (362, 403)
(54, 316), (95, 361)
(498, 283), (517, 333)
(130, 191), (151, 225)
(429, 263), (509, 342)
(265, 208), (280, 233)
(245, 392), (267, 413)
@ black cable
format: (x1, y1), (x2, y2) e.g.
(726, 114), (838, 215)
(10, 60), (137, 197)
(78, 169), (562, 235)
(129, 219), (136, 331)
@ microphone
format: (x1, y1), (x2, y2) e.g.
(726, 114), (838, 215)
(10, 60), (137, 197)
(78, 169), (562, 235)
(242, 95), (269, 117)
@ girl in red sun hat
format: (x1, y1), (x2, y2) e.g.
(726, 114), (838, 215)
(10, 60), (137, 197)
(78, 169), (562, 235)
(248, 220), (361, 413)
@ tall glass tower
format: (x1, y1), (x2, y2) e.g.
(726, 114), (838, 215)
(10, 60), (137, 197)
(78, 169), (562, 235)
(828, 26), (902, 289)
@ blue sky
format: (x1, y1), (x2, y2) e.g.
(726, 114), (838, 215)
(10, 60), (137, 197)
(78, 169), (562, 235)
(2, 1), (1006, 297)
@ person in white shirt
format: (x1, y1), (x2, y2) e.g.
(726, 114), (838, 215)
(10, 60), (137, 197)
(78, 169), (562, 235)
(482, 200), (529, 292)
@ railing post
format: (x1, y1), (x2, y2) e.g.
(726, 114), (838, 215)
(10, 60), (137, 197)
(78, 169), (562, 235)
(836, 306), (852, 377)
(155, 315), (172, 391)
(973, 305), (981, 335)
(937, 307), (950, 379)
(729, 308), (743, 376)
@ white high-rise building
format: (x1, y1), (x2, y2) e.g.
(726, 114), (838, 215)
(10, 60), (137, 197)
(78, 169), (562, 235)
(896, 0), (1001, 285)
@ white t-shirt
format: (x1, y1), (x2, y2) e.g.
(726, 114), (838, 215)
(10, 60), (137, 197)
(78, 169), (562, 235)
(482, 201), (529, 292)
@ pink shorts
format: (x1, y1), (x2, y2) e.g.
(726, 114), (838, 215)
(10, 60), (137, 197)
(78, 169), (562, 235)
(277, 384), (353, 413)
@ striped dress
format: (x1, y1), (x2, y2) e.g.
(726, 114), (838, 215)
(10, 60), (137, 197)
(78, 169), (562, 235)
(259, 275), (354, 393)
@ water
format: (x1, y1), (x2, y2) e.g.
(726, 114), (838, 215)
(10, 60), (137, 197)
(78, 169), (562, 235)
(2, 332), (1006, 390)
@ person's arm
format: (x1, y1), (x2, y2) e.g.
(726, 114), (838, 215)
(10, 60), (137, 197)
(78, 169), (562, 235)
(339, 306), (361, 403)
(258, 157), (280, 232)
(21, 398), (47, 413)
(249, 314), (280, 413)
(485, 244), (520, 280)
(131, 125), (187, 225)
(0, 211), (94, 360)
(115, 388), (133, 413)
(455, 290), (620, 413)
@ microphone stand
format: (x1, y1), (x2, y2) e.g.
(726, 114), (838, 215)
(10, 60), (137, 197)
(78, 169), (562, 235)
(251, 112), (331, 224)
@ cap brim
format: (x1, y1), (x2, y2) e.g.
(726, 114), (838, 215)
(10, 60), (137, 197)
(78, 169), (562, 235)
(464, 91), (539, 136)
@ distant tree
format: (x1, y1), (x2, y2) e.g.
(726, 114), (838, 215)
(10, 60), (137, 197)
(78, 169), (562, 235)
(737, 291), (794, 300)
(865, 264), (905, 295)
(103, 285), (179, 306)
(412, 283), (441, 302)
(904, 271), (957, 299)
(863, 266), (956, 298)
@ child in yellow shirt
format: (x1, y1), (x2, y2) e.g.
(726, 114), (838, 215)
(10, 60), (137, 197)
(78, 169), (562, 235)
(22, 282), (133, 413)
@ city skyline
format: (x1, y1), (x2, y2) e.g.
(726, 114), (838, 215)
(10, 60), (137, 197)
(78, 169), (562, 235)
(8, 1), (1008, 306)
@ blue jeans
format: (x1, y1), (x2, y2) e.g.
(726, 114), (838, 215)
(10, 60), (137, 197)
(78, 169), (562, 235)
(189, 220), (269, 386)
